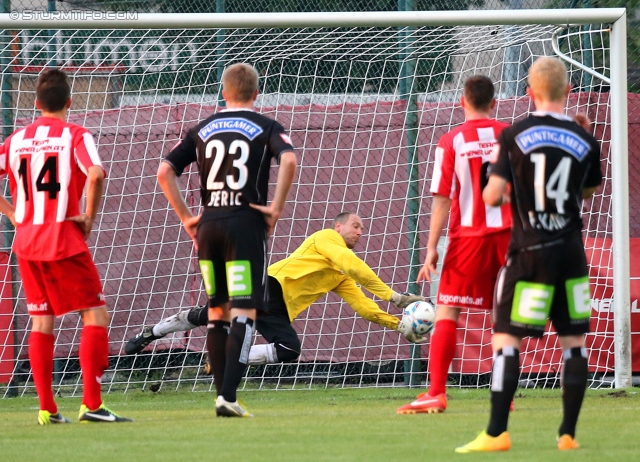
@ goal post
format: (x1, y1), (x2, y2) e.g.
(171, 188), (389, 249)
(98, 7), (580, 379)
(608, 12), (631, 390)
(0, 9), (627, 28)
(0, 8), (631, 395)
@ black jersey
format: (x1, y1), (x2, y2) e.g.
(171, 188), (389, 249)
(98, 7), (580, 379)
(164, 108), (294, 216)
(490, 112), (602, 251)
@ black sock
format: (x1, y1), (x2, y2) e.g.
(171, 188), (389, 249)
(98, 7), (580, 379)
(487, 347), (520, 437)
(206, 321), (230, 396)
(189, 305), (209, 327)
(558, 347), (588, 438)
(220, 316), (254, 403)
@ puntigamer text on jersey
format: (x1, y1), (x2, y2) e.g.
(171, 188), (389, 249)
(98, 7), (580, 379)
(198, 117), (264, 142)
(515, 126), (590, 160)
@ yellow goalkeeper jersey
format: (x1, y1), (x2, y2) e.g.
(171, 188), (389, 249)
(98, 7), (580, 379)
(268, 229), (400, 330)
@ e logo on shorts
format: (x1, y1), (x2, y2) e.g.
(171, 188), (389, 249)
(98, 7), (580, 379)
(511, 281), (554, 326)
(226, 260), (252, 296)
(199, 260), (216, 296)
(566, 276), (591, 320)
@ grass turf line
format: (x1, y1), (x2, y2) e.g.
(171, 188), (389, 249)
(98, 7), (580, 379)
(1, 387), (638, 461)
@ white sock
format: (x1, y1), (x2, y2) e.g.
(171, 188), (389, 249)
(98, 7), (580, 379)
(152, 310), (197, 337)
(248, 344), (278, 365)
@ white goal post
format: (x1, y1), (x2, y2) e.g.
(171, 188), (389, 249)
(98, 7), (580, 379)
(0, 8), (631, 395)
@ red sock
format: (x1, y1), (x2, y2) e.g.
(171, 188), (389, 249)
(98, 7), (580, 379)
(427, 319), (457, 397)
(79, 325), (109, 410)
(28, 331), (57, 413)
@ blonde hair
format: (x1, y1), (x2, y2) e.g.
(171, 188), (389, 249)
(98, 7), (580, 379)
(528, 57), (568, 102)
(222, 63), (259, 103)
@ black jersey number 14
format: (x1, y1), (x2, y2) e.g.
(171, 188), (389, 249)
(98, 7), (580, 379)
(18, 156), (61, 201)
(530, 153), (571, 214)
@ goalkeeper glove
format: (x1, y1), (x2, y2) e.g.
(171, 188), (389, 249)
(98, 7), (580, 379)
(396, 322), (427, 344)
(403, 330), (428, 344)
(390, 291), (425, 309)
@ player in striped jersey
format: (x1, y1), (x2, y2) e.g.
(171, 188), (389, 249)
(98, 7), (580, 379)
(398, 75), (511, 415)
(456, 57), (601, 453)
(0, 69), (131, 424)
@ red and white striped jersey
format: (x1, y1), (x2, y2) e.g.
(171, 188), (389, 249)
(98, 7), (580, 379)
(0, 117), (104, 260)
(430, 118), (511, 238)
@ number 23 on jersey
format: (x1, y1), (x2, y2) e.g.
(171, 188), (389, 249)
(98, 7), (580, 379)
(204, 139), (249, 207)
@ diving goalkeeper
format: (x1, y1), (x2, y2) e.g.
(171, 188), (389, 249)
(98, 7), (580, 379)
(125, 212), (426, 364)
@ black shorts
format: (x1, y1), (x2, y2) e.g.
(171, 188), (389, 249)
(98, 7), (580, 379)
(493, 234), (592, 338)
(254, 276), (300, 352)
(197, 211), (268, 311)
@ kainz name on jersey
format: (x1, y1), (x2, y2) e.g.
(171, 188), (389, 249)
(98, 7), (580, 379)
(198, 118), (263, 142)
(515, 126), (590, 160)
(528, 211), (569, 231)
(208, 190), (242, 207)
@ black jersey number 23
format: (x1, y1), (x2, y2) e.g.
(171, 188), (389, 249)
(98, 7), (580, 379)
(205, 139), (249, 191)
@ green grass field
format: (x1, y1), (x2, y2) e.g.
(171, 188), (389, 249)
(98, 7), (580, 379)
(1, 387), (638, 461)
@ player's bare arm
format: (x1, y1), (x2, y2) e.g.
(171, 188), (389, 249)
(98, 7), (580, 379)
(157, 161), (198, 242)
(417, 194), (451, 284)
(482, 174), (509, 207)
(0, 196), (15, 226)
(573, 113), (591, 131)
(250, 150), (297, 236)
(67, 165), (104, 239)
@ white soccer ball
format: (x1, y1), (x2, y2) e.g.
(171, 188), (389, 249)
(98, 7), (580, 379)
(402, 300), (436, 336)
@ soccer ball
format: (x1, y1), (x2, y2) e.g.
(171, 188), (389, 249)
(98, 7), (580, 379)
(401, 300), (436, 336)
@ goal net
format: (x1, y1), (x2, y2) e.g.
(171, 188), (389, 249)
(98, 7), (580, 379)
(0, 10), (630, 396)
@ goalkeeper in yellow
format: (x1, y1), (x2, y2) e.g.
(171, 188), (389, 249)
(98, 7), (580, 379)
(125, 212), (426, 364)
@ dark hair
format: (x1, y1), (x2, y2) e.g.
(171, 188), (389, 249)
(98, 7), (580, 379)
(36, 69), (71, 112)
(332, 212), (354, 227)
(463, 75), (495, 111)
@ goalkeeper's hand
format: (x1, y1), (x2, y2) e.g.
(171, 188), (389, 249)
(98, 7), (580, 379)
(390, 291), (425, 309)
(403, 331), (428, 344)
(396, 321), (427, 344)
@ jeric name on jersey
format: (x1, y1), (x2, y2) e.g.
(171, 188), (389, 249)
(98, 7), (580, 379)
(207, 190), (242, 207)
